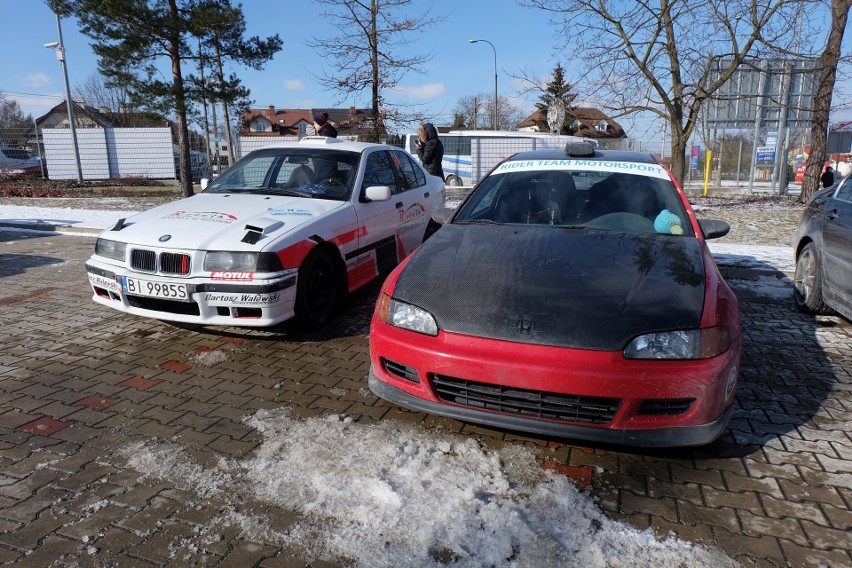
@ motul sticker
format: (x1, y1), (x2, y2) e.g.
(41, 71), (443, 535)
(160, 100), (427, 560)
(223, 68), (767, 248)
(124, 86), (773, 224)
(211, 272), (254, 281)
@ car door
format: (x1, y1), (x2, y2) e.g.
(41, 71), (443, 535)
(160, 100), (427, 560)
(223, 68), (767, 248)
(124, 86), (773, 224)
(352, 149), (404, 280)
(822, 177), (852, 308)
(388, 149), (434, 255)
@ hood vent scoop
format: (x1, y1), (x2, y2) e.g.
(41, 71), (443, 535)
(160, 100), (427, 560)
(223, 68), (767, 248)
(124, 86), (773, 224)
(241, 218), (284, 244)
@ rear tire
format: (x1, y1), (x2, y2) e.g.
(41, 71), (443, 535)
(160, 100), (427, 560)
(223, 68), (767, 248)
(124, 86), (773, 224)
(445, 174), (463, 187)
(793, 242), (834, 315)
(295, 249), (339, 329)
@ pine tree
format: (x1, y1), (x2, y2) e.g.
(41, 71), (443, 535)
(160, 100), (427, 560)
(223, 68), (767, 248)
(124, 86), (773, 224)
(535, 64), (577, 134)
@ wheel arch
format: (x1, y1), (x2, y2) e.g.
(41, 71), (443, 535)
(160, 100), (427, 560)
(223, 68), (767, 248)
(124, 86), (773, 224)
(309, 241), (349, 298)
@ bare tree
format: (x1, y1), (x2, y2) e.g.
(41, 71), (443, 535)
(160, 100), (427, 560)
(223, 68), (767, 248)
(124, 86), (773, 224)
(453, 93), (526, 131)
(73, 73), (141, 120)
(523, 0), (816, 183)
(308, 0), (440, 141)
(800, 0), (852, 201)
(0, 92), (33, 147)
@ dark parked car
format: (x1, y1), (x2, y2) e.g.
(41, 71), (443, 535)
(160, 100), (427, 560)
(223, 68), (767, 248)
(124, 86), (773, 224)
(792, 174), (852, 321)
(0, 156), (46, 178)
(369, 142), (742, 447)
(174, 151), (213, 183)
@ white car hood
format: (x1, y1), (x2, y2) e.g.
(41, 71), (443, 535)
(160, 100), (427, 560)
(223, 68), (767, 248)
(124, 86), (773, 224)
(103, 193), (344, 250)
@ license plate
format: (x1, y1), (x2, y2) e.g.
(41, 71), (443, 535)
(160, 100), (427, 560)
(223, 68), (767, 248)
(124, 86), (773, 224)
(121, 276), (188, 301)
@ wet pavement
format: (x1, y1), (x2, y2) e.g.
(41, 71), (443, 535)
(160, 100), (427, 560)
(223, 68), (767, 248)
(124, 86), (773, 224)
(0, 222), (849, 567)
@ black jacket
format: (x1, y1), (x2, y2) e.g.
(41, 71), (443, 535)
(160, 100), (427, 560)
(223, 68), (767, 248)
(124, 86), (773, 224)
(318, 123), (338, 138)
(416, 123), (444, 180)
(821, 169), (835, 188)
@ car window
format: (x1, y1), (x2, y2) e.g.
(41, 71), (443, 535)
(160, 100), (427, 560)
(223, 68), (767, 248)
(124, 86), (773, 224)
(834, 176), (852, 202)
(362, 151), (398, 193)
(1, 148), (32, 160)
(454, 162), (692, 236)
(203, 147), (359, 201)
(391, 150), (425, 192)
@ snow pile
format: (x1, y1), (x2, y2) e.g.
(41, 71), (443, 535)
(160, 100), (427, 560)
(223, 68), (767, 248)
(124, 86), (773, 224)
(124, 409), (738, 568)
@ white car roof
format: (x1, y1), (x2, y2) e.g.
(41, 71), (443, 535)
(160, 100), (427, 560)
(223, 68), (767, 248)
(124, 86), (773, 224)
(252, 137), (396, 153)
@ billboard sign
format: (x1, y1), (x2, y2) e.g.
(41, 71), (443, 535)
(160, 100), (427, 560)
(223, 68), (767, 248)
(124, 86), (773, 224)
(756, 147), (775, 163)
(705, 58), (819, 129)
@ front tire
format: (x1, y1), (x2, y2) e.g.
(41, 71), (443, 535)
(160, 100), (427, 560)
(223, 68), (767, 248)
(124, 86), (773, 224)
(793, 242), (834, 315)
(295, 249), (339, 329)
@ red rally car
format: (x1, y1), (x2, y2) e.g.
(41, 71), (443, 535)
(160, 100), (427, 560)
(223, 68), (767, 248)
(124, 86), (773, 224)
(369, 142), (741, 447)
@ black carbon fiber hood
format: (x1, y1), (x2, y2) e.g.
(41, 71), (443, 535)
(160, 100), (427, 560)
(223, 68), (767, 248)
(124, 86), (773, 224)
(392, 224), (707, 350)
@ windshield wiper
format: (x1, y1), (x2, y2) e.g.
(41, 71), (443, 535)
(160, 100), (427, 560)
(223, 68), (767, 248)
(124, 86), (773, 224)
(455, 218), (501, 225)
(260, 187), (315, 198)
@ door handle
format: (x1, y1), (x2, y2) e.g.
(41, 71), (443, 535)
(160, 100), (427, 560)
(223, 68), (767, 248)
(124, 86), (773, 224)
(828, 209), (838, 220)
(424, 192), (430, 198)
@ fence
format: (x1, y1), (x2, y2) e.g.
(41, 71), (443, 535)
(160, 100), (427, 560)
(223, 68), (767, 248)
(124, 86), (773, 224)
(0, 125), (210, 182)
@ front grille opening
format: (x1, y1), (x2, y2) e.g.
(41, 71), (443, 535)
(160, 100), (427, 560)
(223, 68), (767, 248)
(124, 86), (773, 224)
(127, 296), (200, 316)
(637, 398), (695, 416)
(129, 249), (191, 275)
(160, 252), (191, 275)
(216, 306), (230, 316)
(233, 307), (262, 319)
(430, 374), (620, 424)
(92, 286), (111, 300)
(130, 249), (157, 272)
(382, 358), (420, 383)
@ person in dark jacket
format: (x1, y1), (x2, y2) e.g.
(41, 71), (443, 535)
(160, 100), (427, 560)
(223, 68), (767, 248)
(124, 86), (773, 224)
(314, 113), (338, 138)
(821, 165), (834, 188)
(415, 122), (444, 180)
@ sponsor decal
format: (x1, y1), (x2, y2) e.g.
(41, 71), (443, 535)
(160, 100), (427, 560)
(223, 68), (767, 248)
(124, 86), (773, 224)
(399, 203), (426, 225)
(267, 207), (314, 217)
(211, 271), (254, 281)
(88, 274), (119, 293)
(203, 292), (282, 305)
(493, 159), (669, 179)
(163, 211), (238, 224)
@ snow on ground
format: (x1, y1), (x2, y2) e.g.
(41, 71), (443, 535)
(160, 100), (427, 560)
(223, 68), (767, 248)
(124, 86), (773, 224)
(124, 409), (739, 567)
(3, 203), (806, 566)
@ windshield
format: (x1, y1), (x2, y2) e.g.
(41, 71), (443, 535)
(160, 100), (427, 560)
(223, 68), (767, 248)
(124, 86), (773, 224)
(204, 147), (360, 201)
(455, 166), (693, 237)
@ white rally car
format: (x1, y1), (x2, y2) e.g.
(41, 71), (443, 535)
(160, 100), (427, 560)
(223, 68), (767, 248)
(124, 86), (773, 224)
(85, 137), (445, 328)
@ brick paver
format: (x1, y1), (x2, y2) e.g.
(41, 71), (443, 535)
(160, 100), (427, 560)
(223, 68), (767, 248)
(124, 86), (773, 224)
(0, 227), (850, 567)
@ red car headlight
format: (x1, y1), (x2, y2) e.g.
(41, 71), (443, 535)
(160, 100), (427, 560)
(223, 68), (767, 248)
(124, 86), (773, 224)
(377, 293), (438, 336)
(624, 326), (730, 360)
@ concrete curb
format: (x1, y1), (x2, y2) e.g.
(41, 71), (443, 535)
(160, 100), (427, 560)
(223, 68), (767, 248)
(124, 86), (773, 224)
(0, 221), (103, 236)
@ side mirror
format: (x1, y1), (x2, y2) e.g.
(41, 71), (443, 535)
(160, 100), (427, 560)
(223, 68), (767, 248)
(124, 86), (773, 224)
(431, 206), (456, 226)
(200, 178), (209, 190)
(698, 218), (730, 240)
(364, 185), (392, 202)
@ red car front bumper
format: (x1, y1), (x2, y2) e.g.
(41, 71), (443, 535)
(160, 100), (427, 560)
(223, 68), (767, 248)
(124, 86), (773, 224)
(369, 319), (739, 447)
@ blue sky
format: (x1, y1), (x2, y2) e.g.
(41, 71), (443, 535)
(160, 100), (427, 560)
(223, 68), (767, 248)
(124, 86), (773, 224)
(2, 0), (850, 148)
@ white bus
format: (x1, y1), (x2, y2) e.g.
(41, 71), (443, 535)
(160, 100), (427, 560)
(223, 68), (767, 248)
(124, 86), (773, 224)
(404, 130), (594, 187)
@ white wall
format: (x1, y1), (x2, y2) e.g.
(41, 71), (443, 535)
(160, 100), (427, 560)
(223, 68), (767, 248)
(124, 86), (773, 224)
(42, 127), (175, 180)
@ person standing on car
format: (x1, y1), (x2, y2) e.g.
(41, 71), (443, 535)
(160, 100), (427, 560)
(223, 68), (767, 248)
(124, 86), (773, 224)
(314, 113), (338, 138)
(821, 165), (835, 188)
(415, 122), (444, 181)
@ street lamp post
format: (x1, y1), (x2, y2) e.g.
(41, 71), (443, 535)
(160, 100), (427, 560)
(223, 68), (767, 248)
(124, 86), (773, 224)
(468, 39), (497, 130)
(46, 13), (83, 182)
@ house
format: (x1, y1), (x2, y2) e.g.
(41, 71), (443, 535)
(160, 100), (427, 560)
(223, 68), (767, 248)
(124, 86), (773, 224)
(517, 107), (626, 146)
(34, 101), (205, 150)
(241, 105), (386, 140)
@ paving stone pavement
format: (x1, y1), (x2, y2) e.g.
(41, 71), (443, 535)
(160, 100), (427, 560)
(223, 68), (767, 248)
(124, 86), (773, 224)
(0, 205), (850, 567)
